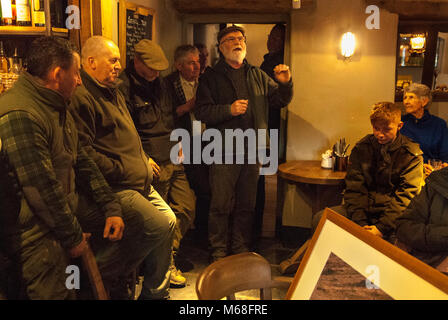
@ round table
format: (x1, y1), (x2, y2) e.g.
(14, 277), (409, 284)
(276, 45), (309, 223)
(278, 160), (347, 214)
(278, 160), (346, 185)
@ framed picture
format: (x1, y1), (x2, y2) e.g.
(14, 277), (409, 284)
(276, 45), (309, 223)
(118, 1), (155, 69)
(286, 208), (448, 300)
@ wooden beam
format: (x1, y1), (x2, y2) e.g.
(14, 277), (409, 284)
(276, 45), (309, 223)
(92, 0), (102, 36)
(68, 0), (81, 50)
(80, 0), (92, 47)
(421, 28), (438, 89)
(171, 0), (315, 14)
(368, 0), (448, 21)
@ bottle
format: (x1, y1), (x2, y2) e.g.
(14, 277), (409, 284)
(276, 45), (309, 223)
(16, 0), (31, 26)
(49, 0), (67, 28)
(1, 0), (14, 25)
(32, 0), (44, 26)
(0, 41), (9, 73)
(10, 47), (21, 74)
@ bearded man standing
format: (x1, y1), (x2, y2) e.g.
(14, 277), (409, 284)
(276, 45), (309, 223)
(194, 25), (293, 262)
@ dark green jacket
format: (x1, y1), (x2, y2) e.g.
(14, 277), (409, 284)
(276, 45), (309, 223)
(0, 72), (120, 251)
(344, 133), (424, 237)
(195, 59), (293, 150)
(396, 167), (448, 267)
(70, 70), (153, 193)
(119, 64), (177, 164)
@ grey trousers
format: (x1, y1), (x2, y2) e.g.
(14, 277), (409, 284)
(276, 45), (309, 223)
(208, 163), (260, 258)
(116, 186), (176, 300)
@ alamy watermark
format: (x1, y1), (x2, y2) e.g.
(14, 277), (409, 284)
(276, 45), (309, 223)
(365, 264), (380, 289)
(365, 5), (380, 30)
(65, 5), (80, 30)
(65, 265), (80, 290)
(170, 121), (279, 175)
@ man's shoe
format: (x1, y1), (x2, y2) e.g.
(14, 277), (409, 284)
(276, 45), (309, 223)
(170, 265), (186, 288)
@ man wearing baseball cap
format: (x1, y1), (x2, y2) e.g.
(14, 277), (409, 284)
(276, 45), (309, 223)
(119, 39), (196, 289)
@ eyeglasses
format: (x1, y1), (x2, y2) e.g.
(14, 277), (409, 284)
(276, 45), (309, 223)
(220, 36), (246, 45)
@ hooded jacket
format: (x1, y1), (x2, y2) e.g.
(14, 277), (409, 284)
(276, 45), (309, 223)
(344, 133), (424, 237)
(396, 167), (448, 267)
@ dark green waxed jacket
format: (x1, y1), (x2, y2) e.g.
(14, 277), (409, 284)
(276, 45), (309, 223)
(344, 133), (424, 237)
(396, 167), (448, 267)
(0, 72), (84, 251)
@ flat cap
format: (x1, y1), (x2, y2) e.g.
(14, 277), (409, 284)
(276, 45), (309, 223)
(134, 39), (169, 71)
(217, 25), (246, 44)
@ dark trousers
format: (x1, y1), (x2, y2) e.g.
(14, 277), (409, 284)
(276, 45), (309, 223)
(208, 163), (260, 258)
(75, 195), (150, 285)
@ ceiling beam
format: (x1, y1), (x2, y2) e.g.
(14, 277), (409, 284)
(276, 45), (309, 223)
(171, 0), (315, 14)
(368, 0), (448, 20)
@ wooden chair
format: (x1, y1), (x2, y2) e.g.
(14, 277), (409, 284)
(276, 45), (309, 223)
(196, 252), (290, 300)
(81, 241), (109, 300)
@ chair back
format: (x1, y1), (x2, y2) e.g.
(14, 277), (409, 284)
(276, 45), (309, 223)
(196, 252), (274, 300)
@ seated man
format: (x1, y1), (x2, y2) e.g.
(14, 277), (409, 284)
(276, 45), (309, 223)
(119, 40), (196, 288)
(312, 102), (424, 241)
(0, 36), (149, 299)
(401, 83), (448, 176)
(70, 36), (176, 300)
(396, 166), (448, 269)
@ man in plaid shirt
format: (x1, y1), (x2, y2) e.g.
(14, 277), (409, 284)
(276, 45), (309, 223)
(0, 37), (149, 299)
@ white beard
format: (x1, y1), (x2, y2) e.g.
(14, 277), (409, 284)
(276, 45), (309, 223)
(225, 48), (246, 64)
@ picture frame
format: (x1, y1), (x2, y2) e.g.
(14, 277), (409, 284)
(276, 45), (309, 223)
(285, 208), (448, 300)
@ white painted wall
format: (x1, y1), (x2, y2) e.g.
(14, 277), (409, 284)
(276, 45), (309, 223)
(287, 0), (398, 161)
(239, 24), (276, 67)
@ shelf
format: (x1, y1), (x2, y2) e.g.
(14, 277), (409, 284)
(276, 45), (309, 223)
(0, 26), (46, 36)
(51, 27), (69, 37)
(395, 91), (448, 102)
(0, 26), (69, 37)
(398, 65), (424, 68)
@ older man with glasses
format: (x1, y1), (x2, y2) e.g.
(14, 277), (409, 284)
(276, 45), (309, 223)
(194, 25), (293, 262)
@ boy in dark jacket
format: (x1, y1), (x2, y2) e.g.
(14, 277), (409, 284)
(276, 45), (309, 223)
(312, 102), (424, 240)
(396, 167), (448, 269)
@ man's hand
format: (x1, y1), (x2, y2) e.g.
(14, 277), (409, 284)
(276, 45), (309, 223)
(423, 163), (433, 178)
(69, 233), (91, 258)
(230, 99), (248, 116)
(149, 157), (160, 177)
(273, 64), (291, 83)
(103, 216), (125, 241)
(363, 225), (383, 238)
(176, 98), (196, 116)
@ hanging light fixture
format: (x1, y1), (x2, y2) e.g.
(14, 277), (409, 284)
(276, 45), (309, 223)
(341, 32), (356, 59)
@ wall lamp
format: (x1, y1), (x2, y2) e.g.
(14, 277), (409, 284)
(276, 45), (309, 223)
(340, 32), (356, 60)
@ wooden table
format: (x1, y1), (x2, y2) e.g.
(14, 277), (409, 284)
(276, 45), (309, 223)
(278, 160), (347, 214)
(278, 160), (347, 274)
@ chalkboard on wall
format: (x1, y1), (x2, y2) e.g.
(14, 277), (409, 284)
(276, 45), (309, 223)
(119, 1), (155, 69)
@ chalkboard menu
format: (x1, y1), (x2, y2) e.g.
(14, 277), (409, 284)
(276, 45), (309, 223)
(125, 9), (153, 67)
(119, 2), (155, 69)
